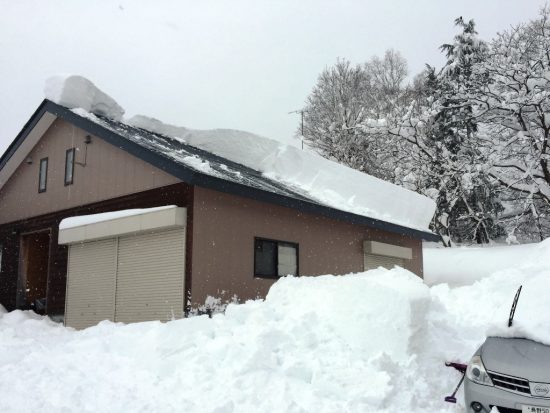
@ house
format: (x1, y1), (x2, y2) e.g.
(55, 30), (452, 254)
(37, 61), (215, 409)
(0, 77), (438, 328)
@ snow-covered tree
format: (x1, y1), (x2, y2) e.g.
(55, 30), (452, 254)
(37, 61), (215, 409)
(301, 52), (409, 180)
(301, 59), (374, 172)
(300, 9), (550, 244)
(360, 19), (504, 245)
(365, 49), (410, 119)
(430, 18), (504, 244)
(471, 8), (550, 239)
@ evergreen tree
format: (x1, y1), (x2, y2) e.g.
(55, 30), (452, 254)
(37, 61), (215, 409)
(428, 18), (504, 244)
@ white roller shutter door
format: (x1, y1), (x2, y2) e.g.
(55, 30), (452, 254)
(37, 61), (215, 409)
(364, 253), (405, 271)
(64, 239), (117, 330)
(115, 228), (186, 323)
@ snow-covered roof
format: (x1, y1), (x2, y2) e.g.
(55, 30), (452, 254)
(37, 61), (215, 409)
(1, 75), (438, 239)
(74, 109), (315, 203)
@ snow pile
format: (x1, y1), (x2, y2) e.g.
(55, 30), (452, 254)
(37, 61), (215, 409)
(424, 238), (550, 286)
(59, 205), (176, 229)
(45, 75), (436, 231)
(3, 246), (550, 412)
(424, 238), (550, 353)
(44, 75), (124, 121)
(426, 263), (550, 373)
(486, 270), (550, 344)
(0, 268), (443, 413)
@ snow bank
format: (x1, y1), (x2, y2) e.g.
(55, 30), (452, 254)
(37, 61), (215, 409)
(427, 263), (550, 365)
(3, 253), (550, 412)
(424, 239), (550, 286)
(44, 75), (124, 121)
(425, 238), (550, 347)
(59, 205), (176, 229)
(3, 235), (550, 412)
(128, 115), (436, 231)
(486, 270), (550, 345)
(0, 268), (444, 413)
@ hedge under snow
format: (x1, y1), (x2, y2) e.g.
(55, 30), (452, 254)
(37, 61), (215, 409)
(44, 75), (436, 231)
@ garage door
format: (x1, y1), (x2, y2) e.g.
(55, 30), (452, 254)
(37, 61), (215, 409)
(65, 239), (117, 330)
(60, 206), (187, 329)
(364, 253), (404, 271)
(115, 228), (186, 323)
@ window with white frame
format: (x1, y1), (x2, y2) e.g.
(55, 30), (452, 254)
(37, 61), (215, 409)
(65, 148), (75, 185)
(38, 157), (48, 193)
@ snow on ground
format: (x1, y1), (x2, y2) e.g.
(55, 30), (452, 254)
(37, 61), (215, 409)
(2, 240), (549, 413)
(46, 75), (436, 232)
(423, 238), (550, 286)
(0, 269), (439, 413)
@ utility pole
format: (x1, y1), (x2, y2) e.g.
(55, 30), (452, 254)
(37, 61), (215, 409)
(289, 109), (306, 150)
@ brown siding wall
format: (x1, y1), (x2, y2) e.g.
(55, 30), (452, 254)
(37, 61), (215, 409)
(190, 187), (423, 306)
(0, 113), (425, 316)
(0, 184), (192, 315)
(0, 118), (180, 225)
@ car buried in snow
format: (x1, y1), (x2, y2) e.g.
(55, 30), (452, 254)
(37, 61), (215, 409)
(463, 287), (550, 413)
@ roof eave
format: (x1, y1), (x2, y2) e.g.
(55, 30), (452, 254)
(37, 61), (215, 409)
(0, 100), (440, 242)
(0, 99), (50, 171)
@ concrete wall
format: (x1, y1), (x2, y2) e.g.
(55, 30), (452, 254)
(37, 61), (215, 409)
(0, 119), (180, 225)
(189, 186), (423, 306)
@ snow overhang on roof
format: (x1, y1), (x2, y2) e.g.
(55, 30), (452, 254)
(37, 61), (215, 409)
(0, 76), (440, 242)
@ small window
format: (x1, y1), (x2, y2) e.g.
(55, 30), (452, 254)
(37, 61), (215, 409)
(38, 158), (48, 193)
(254, 238), (298, 278)
(65, 148), (75, 185)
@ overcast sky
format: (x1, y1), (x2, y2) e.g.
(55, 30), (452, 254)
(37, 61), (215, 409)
(0, 0), (547, 154)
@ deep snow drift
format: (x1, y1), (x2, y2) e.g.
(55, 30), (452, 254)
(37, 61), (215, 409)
(2, 242), (549, 413)
(1, 269), (438, 413)
(424, 238), (550, 286)
(45, 75), (436, 231)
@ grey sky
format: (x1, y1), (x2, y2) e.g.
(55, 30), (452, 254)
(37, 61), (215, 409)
(0, 0), (547, 154)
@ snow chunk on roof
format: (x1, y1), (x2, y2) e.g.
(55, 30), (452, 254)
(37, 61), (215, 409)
(44, 75), (436, 232)
(44, 75), (124, 121)
(59, 205), (176, 229)
(128, 115), (436, 231)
